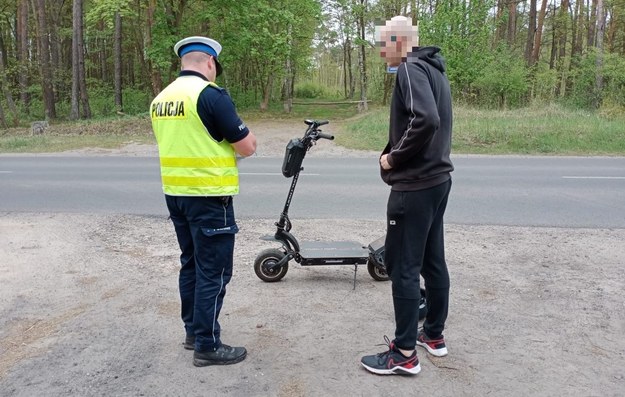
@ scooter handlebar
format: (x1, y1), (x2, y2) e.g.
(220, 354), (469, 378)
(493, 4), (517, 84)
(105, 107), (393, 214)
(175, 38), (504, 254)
(317, 132), (334, 140)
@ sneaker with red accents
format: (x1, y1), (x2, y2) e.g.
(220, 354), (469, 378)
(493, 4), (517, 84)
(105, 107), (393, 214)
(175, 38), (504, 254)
(416, 329), (448, 357)
(361, 336), (421, 375)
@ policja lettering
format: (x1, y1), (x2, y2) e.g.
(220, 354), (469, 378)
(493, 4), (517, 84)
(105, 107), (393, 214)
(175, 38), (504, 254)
(151, 100), (186, 119)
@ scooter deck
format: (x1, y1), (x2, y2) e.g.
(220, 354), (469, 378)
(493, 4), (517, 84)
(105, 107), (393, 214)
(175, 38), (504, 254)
(299, 240), (369, 266)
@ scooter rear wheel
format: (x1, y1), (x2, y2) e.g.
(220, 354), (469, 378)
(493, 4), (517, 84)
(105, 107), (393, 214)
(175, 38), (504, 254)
(254, 248), (289, 282)
(367, 255), (390, 281)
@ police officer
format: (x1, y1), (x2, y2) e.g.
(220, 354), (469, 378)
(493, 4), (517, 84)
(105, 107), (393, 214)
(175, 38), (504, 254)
(151, 36), (256, 367)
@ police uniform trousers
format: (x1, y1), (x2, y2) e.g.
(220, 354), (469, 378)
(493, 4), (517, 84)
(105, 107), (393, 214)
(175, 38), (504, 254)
(165, 195), (238, 352)
(384, 179), (452, 351)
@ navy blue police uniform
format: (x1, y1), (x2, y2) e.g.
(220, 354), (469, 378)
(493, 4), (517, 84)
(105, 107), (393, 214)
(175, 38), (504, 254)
(164, 70), (250, 354)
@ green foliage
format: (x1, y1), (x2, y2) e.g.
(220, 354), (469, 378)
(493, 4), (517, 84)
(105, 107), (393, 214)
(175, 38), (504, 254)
(23, 95), (45, 121)
(419, 0), (494, 101)
(122, 88), (152, 115)
(79, 83), (150, 117)
(6, 0), (625, 124)
(86, 0), (135, 29)
(473, 49), (529, 109)
(601, 52), (625, 107)
(87, 83), (116, 117)
(294, 82), (329, 99)
(566, 53), (599, 109)
(562, 51), (625, 110)
(225, 89), (262, 110)
(146, 8), (179, 77)
(530, 63), (558, 103)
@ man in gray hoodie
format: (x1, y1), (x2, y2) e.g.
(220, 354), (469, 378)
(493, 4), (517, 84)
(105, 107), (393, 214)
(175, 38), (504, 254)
(361, 16), (454, 376)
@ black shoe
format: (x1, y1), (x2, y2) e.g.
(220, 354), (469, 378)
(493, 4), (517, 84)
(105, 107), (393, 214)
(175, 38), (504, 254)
(183, 335), (195, 350)
(193, 344), (247, 367)
(361, 336), (421, 375)
(416, 329), (448, 357)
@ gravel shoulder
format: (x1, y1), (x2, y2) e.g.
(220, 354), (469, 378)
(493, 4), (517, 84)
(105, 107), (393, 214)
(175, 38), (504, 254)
(1, 120), (624, 396)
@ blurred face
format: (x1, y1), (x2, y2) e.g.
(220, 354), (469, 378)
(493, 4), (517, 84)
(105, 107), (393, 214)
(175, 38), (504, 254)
(378, 33), (404, 67)
(375, 17), (419, 67)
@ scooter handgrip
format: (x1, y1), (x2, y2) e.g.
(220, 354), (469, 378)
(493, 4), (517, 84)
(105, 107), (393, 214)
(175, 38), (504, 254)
(318, 132), (334, 140)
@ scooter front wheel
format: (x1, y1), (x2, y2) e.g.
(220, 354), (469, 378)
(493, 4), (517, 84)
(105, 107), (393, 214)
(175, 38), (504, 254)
(254, 248), (289, 282)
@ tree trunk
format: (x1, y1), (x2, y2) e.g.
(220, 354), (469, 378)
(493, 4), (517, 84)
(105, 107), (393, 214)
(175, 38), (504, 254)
(0, 100), (7, 128)
(70, 31), (80, 121)
(34, 0), (57, 119)
(0, 38), (19, 126)
(343, 39), (348, 98)
(17, 0), (30, 110)
(282, 63), (292, 113)
(495, 0), (506, 43)
(146, 0), (162, 96)
(76, 0), (91, 118)
(48, 1), (63, 101)
(567, 0), (585, 96)
(525, 0), (537, 64)
(587, 0), (597, 48)
(507, 0), (517, 46)
(558, 0), (570, 61)
(70, 0), (80, 120)
(605, 4), (617, 52)
(163, 0), (188, 83)
(114, 11), (123, 113)
(382, 73), (394, 106)
(549, 9), (557, 69)
(593, 0), (604, 109)
(260, 72), (273, 111)
(358, 0), (368, 112)
(347, 37), (354, 99)
(282, 24), (293, 114)
(71, 0), (90, 119)
(531, 0), (549, 66)
(99, 20), (108, 83)
(571, 0), (584, 58)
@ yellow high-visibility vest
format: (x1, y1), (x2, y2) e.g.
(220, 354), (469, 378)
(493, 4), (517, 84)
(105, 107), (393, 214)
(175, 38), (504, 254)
(151, 76), (238, 196)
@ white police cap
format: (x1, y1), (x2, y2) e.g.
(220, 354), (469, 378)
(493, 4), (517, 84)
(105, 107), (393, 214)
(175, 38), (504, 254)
(174, 36), (223, 76)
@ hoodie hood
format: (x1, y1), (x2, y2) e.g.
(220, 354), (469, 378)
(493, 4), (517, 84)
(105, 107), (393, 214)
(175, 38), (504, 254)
(406, 46), (446, 73)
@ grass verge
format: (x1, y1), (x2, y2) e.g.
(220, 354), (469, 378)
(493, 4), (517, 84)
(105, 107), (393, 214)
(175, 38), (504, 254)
(0, 116), (155, 153)
(1, 102), (623, 155)
(338, 103), (625, 155)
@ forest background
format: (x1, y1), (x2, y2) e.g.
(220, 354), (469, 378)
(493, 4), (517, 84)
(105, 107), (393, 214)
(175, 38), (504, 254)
(0, 0), (623, 151)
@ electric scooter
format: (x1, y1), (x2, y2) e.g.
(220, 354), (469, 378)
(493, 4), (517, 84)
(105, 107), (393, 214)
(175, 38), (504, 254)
(253, 119), (427, 317)
(253, 119), (388, 285)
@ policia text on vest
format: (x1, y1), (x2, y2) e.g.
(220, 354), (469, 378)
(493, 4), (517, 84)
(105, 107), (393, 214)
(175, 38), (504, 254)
(152, 101), (186, 119)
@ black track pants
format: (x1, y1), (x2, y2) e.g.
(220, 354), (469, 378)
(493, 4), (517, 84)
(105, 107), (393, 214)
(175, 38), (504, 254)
(384, 179), (451, 350)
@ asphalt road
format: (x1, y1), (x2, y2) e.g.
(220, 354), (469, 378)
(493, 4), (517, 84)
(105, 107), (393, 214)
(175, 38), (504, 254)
(1, 155), (624, 228)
